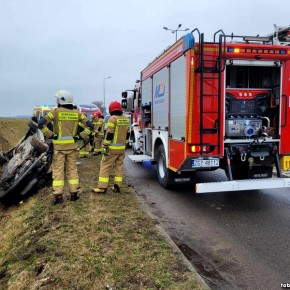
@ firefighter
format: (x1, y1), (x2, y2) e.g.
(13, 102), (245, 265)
(78, 113), (91, 158)
(92, 101), (130, 193)
(38, 90), (93, 205)
(92, 111), (105, 155)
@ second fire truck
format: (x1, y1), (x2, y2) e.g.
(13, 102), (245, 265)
(123, 25), (290, 193)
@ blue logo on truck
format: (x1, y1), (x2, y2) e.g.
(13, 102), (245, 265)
(154, 83), (166, 104)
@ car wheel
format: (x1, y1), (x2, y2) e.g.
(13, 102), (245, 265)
(0, 152), (7, 165)
(30, 136), (49, 153)
(28, 119), (38, 132)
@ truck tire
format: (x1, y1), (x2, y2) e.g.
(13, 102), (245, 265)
(157, 144), (174, 188)
(30, 136), (49, 153)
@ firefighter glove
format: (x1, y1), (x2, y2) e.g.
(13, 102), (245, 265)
(52, 133), (58, 140)
(73, 135), (82, 142)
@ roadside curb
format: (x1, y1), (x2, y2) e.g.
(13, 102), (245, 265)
(131, 186), (210, 290)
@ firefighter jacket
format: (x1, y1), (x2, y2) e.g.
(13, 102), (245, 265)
(94, 117), (105, 137)
(39, 107), (91, 150)
(92, 117), (99, 134)
(103, 114), (130, 153)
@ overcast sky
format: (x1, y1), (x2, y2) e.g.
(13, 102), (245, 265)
(0, 0), (289, 117)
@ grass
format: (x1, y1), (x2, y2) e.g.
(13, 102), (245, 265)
(0, 119), (203, 290)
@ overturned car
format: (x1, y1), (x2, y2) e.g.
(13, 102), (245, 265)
(0, 120), (53, 204)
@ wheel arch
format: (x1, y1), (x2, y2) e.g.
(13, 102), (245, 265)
(153, 132), (168, 165)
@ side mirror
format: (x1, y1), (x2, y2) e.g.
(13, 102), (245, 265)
(122, 91), (128, 99)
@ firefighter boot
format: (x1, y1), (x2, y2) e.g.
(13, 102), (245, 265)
(111, 184), (120, 193)
(53, 194), (63, 205)
(92, 188), (107, 194)
(70, 192), (79, 202)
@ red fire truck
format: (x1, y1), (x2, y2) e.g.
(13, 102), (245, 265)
(123, 25), (290, 193)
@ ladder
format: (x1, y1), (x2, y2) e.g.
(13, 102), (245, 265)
(192, 29), (225, 157)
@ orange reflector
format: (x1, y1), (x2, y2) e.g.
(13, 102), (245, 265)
(234, 48), (240, 53)
(191, 145), (210, 153)
(191, 56), (194, 66)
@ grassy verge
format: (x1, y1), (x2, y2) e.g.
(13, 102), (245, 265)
(0, 119), (202, 289)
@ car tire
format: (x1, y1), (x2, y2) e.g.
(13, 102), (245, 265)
(0, 152), (7, 165)
(28, 119), (38, 132)
(30, 136), (49, 153)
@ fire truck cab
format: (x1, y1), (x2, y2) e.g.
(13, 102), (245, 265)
(124, 25), (290, 193)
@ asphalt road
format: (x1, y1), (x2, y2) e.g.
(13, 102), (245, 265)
(123, 150), (290, 290)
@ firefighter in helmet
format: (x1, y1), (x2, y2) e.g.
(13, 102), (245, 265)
(92, 101), (130, 193)
(92, 111), (105, 155)
(38, 90), (93, 205)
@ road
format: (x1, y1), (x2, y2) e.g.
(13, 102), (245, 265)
(123, 150), (290, 290)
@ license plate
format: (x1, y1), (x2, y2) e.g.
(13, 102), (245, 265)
(191, 159), (219, 168)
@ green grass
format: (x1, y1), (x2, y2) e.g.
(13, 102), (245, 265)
(0, 119), (203, 290)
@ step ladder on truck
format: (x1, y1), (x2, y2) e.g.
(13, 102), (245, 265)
(122, 25), (290, 193)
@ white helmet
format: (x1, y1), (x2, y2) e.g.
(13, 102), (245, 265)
(55, 90), (74, 105)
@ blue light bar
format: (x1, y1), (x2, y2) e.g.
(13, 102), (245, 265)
(183, 33), (195, 52)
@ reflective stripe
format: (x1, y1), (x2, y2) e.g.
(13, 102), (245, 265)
(113, 125), (118, 143)
(53, 180), (64, 186)
(84, 128), (91, 134)
(58, 136), (74, 140)
(107, 122), (115, 128)
(108, 145), (126, 150)
(109, 142), (125, 147)
(47, 112), (54, 118)
(41, 127), (49, 133)
(73, 122), (78, 135)
(68, 179), (79, 185)
(99, 177), (109, 182)
(58, 121), (62, 136)
(53, 139), (75, 144)
(115, 176), (123, 182)
(104, 139), (111, 145)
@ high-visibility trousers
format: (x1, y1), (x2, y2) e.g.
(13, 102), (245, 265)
(94, 136), (104, 154)
(98, 150), (125, 189)
(52, 149), (79, 195)
(78, 139), (90, 157)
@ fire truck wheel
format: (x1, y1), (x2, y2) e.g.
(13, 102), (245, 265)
(30, 136), (49, 153)
(157, 144), (174, 188)
(27, 119), (38, 132)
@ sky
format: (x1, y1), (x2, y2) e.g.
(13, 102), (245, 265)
(0, 0), (290, 117)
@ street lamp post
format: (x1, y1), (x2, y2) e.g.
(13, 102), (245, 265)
(163, 24), (189, 42)
(103, 76), (111, 112)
